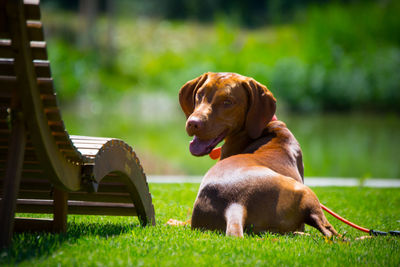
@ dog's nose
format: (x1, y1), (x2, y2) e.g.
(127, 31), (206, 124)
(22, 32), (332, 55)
(186, 116), (204, 135)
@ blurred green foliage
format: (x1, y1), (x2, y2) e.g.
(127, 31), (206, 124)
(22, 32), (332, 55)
(40, 1), (400, 177)
(45, 1), (400, 112)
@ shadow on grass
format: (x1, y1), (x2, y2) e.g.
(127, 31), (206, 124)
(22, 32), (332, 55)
(0, 221), (141, 265)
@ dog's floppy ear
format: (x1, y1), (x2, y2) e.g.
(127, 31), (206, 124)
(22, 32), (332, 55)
(179, 73), (209, 118)
(243, 78), (276, 139)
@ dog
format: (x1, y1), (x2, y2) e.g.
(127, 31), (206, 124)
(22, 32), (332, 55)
(178, 72), (338, 237)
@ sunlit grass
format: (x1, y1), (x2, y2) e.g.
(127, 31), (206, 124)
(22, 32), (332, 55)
(2, 185), (400, 266)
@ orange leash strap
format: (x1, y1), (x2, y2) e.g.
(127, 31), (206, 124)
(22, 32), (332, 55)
(320, 203), (369, 233)
(320, 203), (400, 236)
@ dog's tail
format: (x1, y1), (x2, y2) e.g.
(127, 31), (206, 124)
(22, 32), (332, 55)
(225, 203), (246, 238)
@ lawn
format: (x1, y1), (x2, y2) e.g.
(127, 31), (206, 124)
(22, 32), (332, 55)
(2, 184), (399, 266)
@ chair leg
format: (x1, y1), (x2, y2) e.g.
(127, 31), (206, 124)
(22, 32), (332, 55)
(53, 187), (68, 232)
(0, 112), (26, 248)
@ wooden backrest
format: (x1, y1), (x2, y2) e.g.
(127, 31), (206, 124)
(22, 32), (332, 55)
(0, 0), (83, 191)
(0, 1), (155, 224)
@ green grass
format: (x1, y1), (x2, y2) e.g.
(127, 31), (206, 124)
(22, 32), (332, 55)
(2, 185), (400, 266)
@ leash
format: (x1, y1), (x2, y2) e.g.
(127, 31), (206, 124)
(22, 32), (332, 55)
(208, 115), (399, 236)
(320, 204), (399, 236)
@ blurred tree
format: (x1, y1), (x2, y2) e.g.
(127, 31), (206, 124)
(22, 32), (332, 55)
(105, 0), (116, 67)
(79, 0), (99, 49)
(42, 0), (374, 27)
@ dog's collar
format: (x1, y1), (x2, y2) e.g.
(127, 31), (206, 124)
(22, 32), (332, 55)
(209, 115), (278, 160)
(209, 146), (222, 160)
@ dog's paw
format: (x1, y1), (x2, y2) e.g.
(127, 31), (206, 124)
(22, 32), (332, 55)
(293, 231), (311, 236)
(166, 219), (190, 226)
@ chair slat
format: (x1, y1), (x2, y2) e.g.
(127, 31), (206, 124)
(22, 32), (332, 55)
(27, 21), (44, 41)
(0, 149), (37, 159)
(30, 41), (47, 60)
(13, 191), (125, 204)
(71, 143), (104, 150)
(71, 135), (113, 142)
(49, 124), (65, 133)
(68, 192), (132, 203)
(45, 108), (62, 121)
(71, 139), (111, 145)
(24, 0), (41, 20)
(15, 199), (137, 216)
(0, 75), (16, 97)
(9, 178), (51, 191)
(74, 148), (101, 156)
(0, 146), (34, 152)
(37, 77), (54, 94)
(97, 182), (130, 193)
(0, 162), (43, 174)
(16, 190), (53, 200)
(0, 169), (45, 178)
(0, 59), (51, 78)
(0, 39), (13, 58)
(0, 139), (33, 147)
(41, 93), (57, 108)
(33, 60), (51, 77)
(0, 59), (15, 76)
(0, 40), (48, 60)
(52, 132), (70, 142)
(69, 201), (137, 216)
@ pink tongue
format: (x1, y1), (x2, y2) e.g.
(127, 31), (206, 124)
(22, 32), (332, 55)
(189, 136), (216, 156)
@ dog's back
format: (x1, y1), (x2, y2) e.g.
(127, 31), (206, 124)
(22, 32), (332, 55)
(243, 120), (304, 183)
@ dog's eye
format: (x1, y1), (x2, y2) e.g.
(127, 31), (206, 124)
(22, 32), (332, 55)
(196, 92), (204, 102)
(223, 99), (233, 106)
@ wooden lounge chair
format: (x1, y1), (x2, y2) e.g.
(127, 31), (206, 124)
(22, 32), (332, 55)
(0, 0), (155, 248)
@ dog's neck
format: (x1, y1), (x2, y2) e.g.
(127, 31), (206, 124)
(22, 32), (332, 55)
(220, 116), (279, 160)
(221, 130), (252, 159)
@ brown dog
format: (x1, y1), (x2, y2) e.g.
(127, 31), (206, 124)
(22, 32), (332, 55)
(179, 72), (337, 237)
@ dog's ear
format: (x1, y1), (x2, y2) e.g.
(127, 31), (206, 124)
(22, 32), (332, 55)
(179, 73), (209, 118)
(243, 78), (276, 139)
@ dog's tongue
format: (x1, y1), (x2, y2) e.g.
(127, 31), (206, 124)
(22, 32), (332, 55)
(189, 115), (278, 157)
(190, 136), (217, 156)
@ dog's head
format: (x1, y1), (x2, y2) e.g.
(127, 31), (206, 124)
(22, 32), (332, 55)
(179, 72), (276, 156)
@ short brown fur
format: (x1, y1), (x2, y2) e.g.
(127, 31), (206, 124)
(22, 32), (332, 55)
(179, 72), (337, 237)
